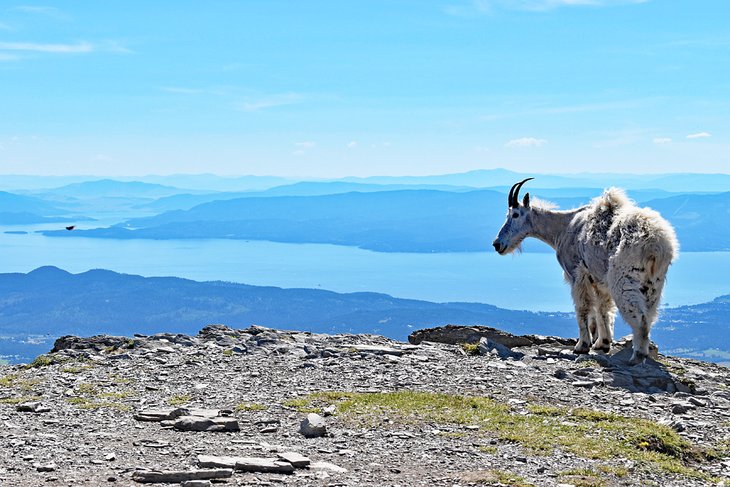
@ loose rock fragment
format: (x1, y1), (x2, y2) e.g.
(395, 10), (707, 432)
(131, 469), (233, 483)
(299, 413), (327, 438)
(16, 402), (51, 413)
(174, 416), (240, 432)
(234, 457), (295, 474)
(278, 451), (311, 468)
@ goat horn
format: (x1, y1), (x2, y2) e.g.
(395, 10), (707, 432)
(507, 182), (519, 208)
(510, 177), (534, 207)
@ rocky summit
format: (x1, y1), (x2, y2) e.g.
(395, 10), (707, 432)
(1, 324), (729, 487)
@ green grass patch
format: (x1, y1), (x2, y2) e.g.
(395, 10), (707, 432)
(558, 468), (606, 487)
(0, 374), (41, 391)
(235, 402), (267, 412)
(459, 469), (534, 486)
(291, 390), (717, 481)
(168, 394), (192, 406)
(459, 342), (480, 355)
(66, 396), (130, 411)
(25, 355), (55, 368)
(0, 395), (42, 405)
(282, 397), (320, 413)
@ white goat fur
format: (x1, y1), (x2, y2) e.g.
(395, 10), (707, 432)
(493, 186), (679, 364)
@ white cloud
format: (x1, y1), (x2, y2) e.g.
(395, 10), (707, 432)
(0, 53), (19, 61)
(346, 141), (357, 149)
(506, 137), (547, 147)
(686, 132), (711, 139)
(0, 41), (93, 53)
(292, 141), (315, 155)
(14, 5), (62, 15)
(239, 93), (303, 112)
(446, 0), (647, 14)
(652, 137), (672, 144)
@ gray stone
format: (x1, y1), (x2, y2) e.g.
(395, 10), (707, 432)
(174, 416), (240, 432)
(408, 324), (575, 348)
(132, 469), (233, 483)
(234, 457), (295, 473)
(133, 407), (187, 422)
(299, 413), (327, 438)
(181, 481), (212, 487)
(477, 337), (524, 360)
(672, 402), (695, 415)
(278, 451), (311, 468)
(16, 402), (51, 413)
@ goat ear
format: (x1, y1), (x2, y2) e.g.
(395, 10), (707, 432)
(523, 192), (530, 208)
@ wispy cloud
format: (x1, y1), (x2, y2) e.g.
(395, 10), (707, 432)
(652, 137), (672, 144)
(292, 141), (315, 156)
(14, 5), (60, 14)
(480, 98), (653, 122)
(239, 93), (303, 112)
(0, 52), (19, 61)
(162, 87), (208, 95)
(686, 132), (711, 139)
(506, 137), (547, 147)
(0, 21), (13, 31)
(346, 141), (357, 149)
(446, 0), (648, 15)
(0, 41), (93, 53)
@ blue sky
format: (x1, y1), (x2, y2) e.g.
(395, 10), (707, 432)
(0, 1), (728, 177)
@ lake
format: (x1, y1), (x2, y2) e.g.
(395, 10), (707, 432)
(1, 224), (729, 312)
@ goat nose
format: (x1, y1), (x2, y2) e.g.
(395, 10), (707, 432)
(492, 241), (501, 252)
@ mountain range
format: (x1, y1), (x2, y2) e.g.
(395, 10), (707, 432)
(0, 266), (726, 364)
(41, 189), (730, 252)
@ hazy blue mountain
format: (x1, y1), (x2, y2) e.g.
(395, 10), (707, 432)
(43, 190), (547, 252)
(0, 191), (64, 214)
(33, 179), (208, 199)
(642, 192), (730, 251)
(0, 175), (101, 191)
(342, 169), (730, 193)
(134, 192), (251, 212)
(44, 188), (730, 252)
(136, 182), (478, 213)
(0, 267), (726, 364)
(0, 212), (94, 225)
(132, 174), (294, 192)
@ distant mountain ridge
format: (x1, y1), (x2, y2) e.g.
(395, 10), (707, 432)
(42, 189), (730, 252)
(0, 267), (726, 364)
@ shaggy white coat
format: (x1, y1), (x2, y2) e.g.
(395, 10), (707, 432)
(493, 187), (679, 364)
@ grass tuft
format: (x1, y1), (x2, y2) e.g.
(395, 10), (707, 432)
(289, 390), (718, 481)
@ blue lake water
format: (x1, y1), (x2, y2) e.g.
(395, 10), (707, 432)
(1, 224), (729, 312)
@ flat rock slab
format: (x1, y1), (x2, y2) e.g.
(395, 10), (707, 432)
(16, 402), (51, 413)
(174, 416), (240, 432)
(132, 468), (233, 483)
(198, 453), (301, 473)
(277, 452), (311, 468)
(350, 344), (405, 356)
(134, 408), (187, 422)
(135, 407), (227, 422)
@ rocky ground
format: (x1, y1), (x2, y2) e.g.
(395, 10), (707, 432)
(1, 324), (729, 487)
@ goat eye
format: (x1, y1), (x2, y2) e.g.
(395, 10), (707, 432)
(512, 212), (519, 218)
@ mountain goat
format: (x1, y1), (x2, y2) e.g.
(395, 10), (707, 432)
(492, 179), (678, 365)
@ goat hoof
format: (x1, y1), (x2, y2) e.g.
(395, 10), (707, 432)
(592, 339), (611, 354)
(629, 351), (648, 366)
(573, 342), (590, 355)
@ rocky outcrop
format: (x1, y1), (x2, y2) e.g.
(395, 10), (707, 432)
(408, 324), (576, 348)
(0, 324), (728, 486)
